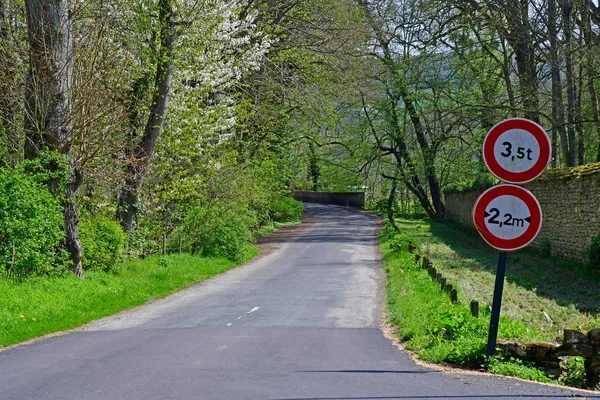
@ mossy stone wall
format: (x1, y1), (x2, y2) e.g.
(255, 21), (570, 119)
(444, 163), (600, 262)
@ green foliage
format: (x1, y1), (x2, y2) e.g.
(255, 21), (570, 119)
(123, 217), (164, 260)
(487, 356), (555, 384)
(272, 196), (304, 222)
(444, 167), (498, 194)
(172, 204), (255, 262)
(559, 357), (586, 388)
(79, 217), (127, 272)
(0, 168), (67, 278)
(586, 232), (600, 273)
(20, 151), (70, 192)
(367, 197), (399, 216)
(367, 196), (429, 219)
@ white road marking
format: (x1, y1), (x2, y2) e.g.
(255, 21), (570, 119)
(227, 307), (260, 326)
(237, 307), (260, 320)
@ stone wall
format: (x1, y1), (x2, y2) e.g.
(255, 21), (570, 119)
(444, 163), (600, 262)
(497, 329), (600, 387)
(444, 189), (481, 230)
(292, 191), (365, 209)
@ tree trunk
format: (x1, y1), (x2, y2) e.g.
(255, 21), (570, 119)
(580, 2), (600, 162)
(308, 141), (320, 191)
(499, 33), (518, 117)
(397, 85), (444, 218)
(502, 0), (540, 122)
(562, 0), (577, 166)
(0, 0), (20, 166)
(24, 0), (83, 277)
(590, 70), (600, 162)
(386, 178), (400, 233)
(576, 62), (585, 165)
(388, 99), (437, 219)
(63, 166), (84, 278)
(548, 0), (568, 167)
(117, 0), (174, 233)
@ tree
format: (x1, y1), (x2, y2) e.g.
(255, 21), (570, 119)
(116, 0), (174, 233)
(116, 0), (271, 233)
(23, 0), (83, 277)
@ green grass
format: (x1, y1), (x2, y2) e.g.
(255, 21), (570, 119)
(380, 219), (600, 388)
(382, 227), (542, 367)
(399, 218), (600, 338)
(0, 248), (259, 348)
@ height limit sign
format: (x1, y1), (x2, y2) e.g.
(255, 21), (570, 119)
(474, 118), (550, 357)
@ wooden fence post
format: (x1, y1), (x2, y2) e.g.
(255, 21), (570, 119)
(450, 289), (458, 304)
(470, 300), (480, 317)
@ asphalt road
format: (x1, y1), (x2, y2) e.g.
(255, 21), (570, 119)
(0, 203), (597, 400)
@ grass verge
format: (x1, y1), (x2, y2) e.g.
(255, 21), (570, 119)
(0, 248), (259, 348)
(401, 218), (600, 337)
(380, 221), (595, 387)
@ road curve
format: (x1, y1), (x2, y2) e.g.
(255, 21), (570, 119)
(0, 203), (597, 400)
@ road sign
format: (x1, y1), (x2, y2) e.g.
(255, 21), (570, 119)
(483, 118), (551, 184)
(473, 184), (542, 251)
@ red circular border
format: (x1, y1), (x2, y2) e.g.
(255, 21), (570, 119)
(483, 118), (551, 184)
(473, 185), (542, 251)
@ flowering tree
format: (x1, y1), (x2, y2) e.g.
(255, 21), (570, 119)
(116, 0), (272, 233)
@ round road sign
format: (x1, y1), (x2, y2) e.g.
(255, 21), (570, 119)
(473, 184), (542, 251)
(483, 118), (551, 184)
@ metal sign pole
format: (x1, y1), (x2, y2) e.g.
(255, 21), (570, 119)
(486, 251), (508, 357)
(478, 118), (549, 359)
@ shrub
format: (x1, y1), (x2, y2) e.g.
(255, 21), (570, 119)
(367, 197), (399, 216)
(79, 217), (127, 272)
(174, 204), (254, 262)
(0, 169), (67, 277)
(272, 197), (304, 222)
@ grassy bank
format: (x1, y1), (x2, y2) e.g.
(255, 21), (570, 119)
(380, 219), (598, 387)
(0, 249), (259, 348)
(401, 219), (600, 337)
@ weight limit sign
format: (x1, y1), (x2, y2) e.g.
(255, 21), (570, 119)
(473, 185), (542, 251)
(483, 118), (551, 184)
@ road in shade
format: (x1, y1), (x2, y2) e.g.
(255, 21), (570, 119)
(0, 203), (597, 400)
